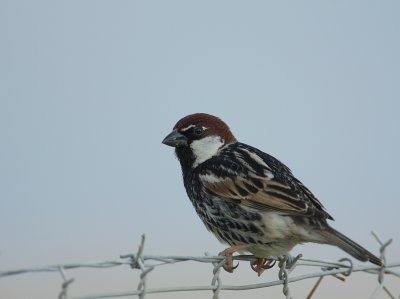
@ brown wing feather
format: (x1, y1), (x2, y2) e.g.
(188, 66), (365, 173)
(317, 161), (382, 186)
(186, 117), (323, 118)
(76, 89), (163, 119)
(200, 171), (327, 219)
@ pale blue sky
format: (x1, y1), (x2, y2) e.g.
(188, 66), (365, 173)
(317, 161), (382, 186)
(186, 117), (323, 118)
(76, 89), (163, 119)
(1, 1), (399, 298)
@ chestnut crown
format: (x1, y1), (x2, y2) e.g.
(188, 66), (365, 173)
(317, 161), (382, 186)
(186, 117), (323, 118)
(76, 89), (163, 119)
(173, 113), (236, 144)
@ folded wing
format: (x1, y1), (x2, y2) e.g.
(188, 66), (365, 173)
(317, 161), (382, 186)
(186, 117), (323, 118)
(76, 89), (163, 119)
(199, 144), (333, 220)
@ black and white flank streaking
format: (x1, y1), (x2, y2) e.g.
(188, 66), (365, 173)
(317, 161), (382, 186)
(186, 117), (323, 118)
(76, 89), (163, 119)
(162, 113), (381, 273)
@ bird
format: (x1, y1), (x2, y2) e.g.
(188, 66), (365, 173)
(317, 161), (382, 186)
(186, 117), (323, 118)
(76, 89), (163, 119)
(162, 113), (382, 274)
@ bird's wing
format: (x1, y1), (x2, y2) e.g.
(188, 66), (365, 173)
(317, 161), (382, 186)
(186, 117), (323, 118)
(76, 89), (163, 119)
(198, 143), (333, 220)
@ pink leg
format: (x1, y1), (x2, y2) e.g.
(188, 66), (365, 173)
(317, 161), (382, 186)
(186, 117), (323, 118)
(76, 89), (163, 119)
(250, 257), (276, 276)
(218, 245), (247, 273)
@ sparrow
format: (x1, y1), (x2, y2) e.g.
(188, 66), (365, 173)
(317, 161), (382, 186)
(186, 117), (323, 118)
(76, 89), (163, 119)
(162, 113), (381, 273)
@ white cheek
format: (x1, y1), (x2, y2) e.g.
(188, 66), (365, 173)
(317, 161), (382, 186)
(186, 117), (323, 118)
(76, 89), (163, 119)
(190, 135), (225, 167)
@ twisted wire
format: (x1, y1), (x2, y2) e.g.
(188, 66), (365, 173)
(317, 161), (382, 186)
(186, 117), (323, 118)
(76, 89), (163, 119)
(1, 232), (399, 299)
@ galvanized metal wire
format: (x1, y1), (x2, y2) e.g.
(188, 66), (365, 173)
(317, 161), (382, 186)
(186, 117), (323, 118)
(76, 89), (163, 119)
(1, 232), (399, 299)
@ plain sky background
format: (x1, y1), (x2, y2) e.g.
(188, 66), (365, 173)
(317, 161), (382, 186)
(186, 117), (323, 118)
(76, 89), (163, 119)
(1, 1), (399, 298)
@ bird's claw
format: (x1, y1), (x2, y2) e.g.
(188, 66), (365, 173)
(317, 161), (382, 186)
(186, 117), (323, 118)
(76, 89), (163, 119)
(250, 258), (276, 276)
(218, 248), (240, 273)
(218, 245), (247, 273)
(222, 260), (239, 273)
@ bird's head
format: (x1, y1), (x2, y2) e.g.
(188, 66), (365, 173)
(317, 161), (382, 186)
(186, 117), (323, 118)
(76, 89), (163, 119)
(162, 113), (237, 170)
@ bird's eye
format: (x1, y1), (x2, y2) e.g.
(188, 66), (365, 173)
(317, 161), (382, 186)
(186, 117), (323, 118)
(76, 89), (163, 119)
(194, 126), (204, 136)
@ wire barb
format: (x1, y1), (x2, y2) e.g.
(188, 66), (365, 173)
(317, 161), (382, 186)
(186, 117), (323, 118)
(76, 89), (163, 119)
(58, 266), (75, 299)
(369, 231), (395, 299)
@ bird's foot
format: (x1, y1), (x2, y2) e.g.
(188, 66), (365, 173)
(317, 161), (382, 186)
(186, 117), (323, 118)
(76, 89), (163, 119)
(250, 257), (276, 276)
(218, 245), (246, 273)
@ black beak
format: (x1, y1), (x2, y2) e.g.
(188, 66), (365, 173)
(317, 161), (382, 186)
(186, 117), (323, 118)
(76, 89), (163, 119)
(162, 130), (188, 147)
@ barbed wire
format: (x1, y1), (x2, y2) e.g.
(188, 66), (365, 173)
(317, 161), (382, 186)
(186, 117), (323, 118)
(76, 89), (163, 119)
(1, 232), (399, 299)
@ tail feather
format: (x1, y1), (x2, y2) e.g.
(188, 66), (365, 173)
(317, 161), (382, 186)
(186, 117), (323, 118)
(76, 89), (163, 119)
(322, 227), (382, 266)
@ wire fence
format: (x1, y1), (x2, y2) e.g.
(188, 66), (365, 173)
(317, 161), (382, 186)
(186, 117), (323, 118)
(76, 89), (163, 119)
(1, 232), (399, 299)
